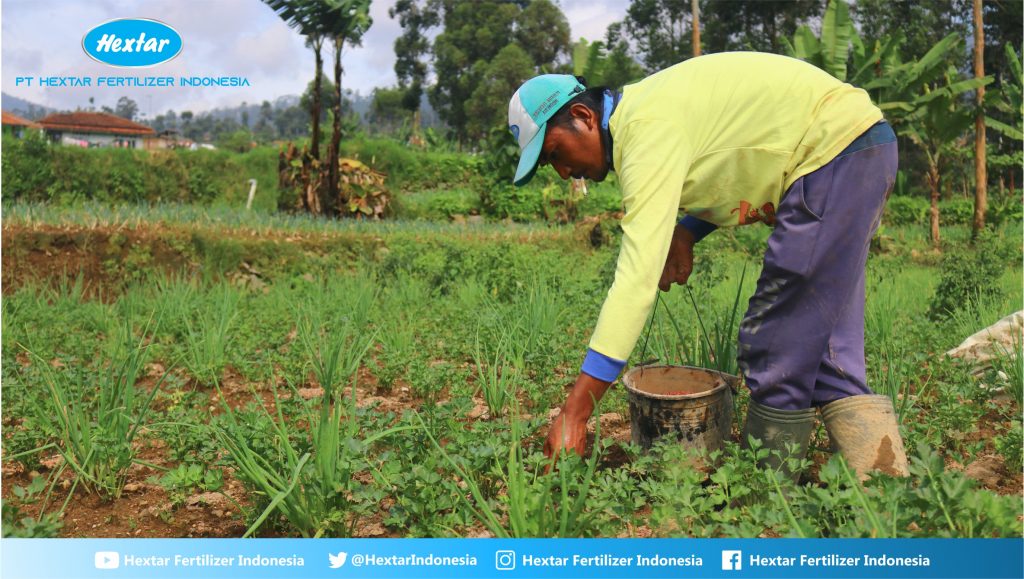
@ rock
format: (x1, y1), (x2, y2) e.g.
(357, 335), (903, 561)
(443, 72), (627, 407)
(964, 456), (1002, 488)
(599, 412), (625, 427)
(468, 402), (489, 420)
(946, 311), (1023, 374)
(463, 527), (496, 538)
(185, 492), (232, 511)
(123, 483), (141, 493)
(357, 522), (387, 537)
(297, 387), (324, 400)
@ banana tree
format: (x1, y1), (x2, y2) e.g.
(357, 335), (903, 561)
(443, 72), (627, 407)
(323, 0), (373, 217)
(781, 0), (852, 80)
(985, 43), (1023, 142)
(264, 0), (327, 214)
(982, 43), (1023, 206)
(865, 33), (993, 246)
(782, 0), (902, 90)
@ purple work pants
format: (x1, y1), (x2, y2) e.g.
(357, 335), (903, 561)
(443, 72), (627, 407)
(737, 124), (898, 411)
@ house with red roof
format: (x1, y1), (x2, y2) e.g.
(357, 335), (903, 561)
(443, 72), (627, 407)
(36, 111), (154, 148)
(1, 111), (43, 138)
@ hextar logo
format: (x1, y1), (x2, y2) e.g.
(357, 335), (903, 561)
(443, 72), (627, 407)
(82, 18), (183, 68)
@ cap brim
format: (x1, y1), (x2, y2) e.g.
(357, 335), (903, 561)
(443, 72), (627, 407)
(512, 124), (546, 187)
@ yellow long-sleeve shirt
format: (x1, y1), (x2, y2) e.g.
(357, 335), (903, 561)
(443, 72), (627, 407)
(588, 52), (882, 364)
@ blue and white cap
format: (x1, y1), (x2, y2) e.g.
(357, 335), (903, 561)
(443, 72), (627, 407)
(508, 74), (586, 186)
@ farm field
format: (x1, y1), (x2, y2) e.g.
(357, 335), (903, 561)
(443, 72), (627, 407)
(1, 203), (1021, 539)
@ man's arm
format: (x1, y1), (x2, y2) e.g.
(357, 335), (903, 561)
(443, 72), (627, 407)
(543, 372), (612, 458)
(658, 216), (716, 291)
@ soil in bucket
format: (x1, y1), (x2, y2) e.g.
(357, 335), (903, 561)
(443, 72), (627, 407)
(622, 365), (736, 454)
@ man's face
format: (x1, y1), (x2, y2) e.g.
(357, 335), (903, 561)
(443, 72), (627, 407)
(538, 103), (609, 182)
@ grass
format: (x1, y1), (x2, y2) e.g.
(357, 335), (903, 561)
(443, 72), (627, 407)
(1, 209), (1021, 539)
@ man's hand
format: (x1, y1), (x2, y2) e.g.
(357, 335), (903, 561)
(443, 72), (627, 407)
(543, 409), (589, 458)
(543, 373), (612, 460)
(658, 224), (696, 291)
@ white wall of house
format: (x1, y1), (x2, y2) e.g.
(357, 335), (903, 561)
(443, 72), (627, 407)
(51, 131), (142, 148)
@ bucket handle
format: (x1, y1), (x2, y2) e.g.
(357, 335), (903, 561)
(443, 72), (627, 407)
(635, 292), (663, 378)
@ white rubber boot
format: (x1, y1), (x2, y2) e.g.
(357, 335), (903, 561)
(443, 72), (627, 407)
(821, 394), (910, 479)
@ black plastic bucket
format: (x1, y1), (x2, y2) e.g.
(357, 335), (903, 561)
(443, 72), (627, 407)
(622, 364), (737, 452)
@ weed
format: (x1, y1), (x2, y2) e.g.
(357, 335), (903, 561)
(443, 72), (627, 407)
(149, 464), (224, 509)
(1, 504), (62, 538)
(20, 316), (168, 503)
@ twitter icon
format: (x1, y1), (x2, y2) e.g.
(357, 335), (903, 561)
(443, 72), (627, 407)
(329, 552), (348, 569)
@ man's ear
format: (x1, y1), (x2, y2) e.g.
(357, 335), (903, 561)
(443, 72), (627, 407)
(569, 103), (596, 130)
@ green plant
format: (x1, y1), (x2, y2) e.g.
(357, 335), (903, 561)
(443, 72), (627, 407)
(473, 334), (516, 418)
(218, 374), (413, 537)
(869, 342), (929, 424)
(420, 409), (602, 538)
(994, 421), (1022, 474)
(149, 463), (225, 508)
(217, 300), (406, 537)
(10, 475), (49, 505)
(182, 284), (239, 386)
(19, 318), (168, 503)
(989, 332), (1023, 406)
(1, 504), (62, 538)
(929, 230), (1007, 320)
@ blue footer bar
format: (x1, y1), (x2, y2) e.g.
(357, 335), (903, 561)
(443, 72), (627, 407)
(2, 538), (1021, 579)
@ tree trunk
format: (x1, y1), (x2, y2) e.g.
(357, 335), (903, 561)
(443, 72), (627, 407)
(306, 39), (324, 216)
(327, 38), (344, 218)
(691, 0), (701, 57)
(972, 0), (987, 238)
(928, 163), (941, 247)
(311, 40), (323, 163)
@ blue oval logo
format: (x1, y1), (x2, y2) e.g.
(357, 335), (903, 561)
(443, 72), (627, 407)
(82, 18), (182, 68)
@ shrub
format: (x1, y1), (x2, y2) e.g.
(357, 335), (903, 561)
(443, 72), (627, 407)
(928, 229), (1007, 320)
(883, 195), (930, 226)
(0, 138), (282, 208)
(883, 194), (1022, 228)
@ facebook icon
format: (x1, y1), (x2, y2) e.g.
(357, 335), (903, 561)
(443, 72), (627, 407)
(722, 550), (742, 571)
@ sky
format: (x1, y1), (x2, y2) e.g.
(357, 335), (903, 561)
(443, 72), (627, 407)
(1, 0), (627, 117)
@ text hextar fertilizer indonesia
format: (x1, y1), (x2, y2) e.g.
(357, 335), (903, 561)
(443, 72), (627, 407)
(81, 18), (182, 67)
